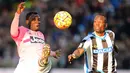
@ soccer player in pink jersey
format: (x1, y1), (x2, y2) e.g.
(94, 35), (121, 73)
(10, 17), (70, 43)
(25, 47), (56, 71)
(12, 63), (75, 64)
(10, 2), (60, 73)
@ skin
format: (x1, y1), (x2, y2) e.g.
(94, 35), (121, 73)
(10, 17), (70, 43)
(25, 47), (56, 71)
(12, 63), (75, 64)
(68, 15), (107, 63)
(26, 16), (41, 31)
(17, 2), (41, 31)
(93, 15), (107, 36)
(16, 2), (25, 14)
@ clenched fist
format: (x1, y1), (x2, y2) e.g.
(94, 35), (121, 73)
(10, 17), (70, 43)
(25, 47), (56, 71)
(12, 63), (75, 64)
(17, 2), (25, 14)
(68, 54), (76, 64)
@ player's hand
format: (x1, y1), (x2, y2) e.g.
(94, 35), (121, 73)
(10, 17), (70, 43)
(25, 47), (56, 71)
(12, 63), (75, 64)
(17, 2), (25, 14)
(68, 54), (74, 64)
(53, 49), (61, 59)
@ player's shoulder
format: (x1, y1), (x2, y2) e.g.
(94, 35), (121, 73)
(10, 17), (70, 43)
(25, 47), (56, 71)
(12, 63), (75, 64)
(37, 31), (45, 37)
(19, 26), (28, 30)
(105, 30), (115, 38)
(18, 26), (30, 32)
(82, 32), (94, 41)
(19, 26), (26, 28)
(105, 30), (115, 35)
(37, 31), (43, 35)
(105, 30), (115, 34)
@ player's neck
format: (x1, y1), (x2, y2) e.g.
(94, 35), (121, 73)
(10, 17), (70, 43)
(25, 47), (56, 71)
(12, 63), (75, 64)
(30, 28), (38, 32)
(94, 32), (105, 37)
(30, 29), (36, 32)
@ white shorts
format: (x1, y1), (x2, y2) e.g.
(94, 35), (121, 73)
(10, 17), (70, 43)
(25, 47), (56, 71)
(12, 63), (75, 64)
(14, 59), (52, 73)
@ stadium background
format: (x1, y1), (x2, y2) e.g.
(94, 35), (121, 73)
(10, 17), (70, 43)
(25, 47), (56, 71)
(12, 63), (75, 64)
(0, 0), (130, 73)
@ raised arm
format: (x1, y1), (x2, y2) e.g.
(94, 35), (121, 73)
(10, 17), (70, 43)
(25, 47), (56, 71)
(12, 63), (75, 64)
(10, 2), (25, 36)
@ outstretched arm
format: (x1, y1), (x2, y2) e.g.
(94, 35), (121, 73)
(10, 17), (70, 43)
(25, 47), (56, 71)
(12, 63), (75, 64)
(68, 39), (91, 64)
(68, 47), (84, 64)
(10, 2), (25, 37)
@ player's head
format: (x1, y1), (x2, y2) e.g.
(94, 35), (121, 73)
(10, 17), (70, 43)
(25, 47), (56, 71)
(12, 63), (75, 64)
(26, 12), (40, 31)
(93, 14), (107, 34)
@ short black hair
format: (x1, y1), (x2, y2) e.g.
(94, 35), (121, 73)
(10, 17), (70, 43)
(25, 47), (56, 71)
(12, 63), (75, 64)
(94, 14), (107, 23)
(26, 12), (38, 20)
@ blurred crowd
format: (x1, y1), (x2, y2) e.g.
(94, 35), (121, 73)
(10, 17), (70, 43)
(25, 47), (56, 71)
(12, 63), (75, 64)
(0, 0), (130, 69)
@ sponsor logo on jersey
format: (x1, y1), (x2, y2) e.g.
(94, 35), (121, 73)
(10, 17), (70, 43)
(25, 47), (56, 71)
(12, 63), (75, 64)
(30, 36), (45, 44)
(93, 47), (113, 53)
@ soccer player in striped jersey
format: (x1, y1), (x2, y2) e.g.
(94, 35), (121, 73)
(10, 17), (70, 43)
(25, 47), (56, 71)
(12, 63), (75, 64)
(10, 2), (60, 73)
(68, 14), (118, 73)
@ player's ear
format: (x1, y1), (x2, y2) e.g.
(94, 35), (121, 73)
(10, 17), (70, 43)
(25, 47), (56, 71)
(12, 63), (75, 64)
(105, 23), (107, 28)
(26, 20), (29, 25)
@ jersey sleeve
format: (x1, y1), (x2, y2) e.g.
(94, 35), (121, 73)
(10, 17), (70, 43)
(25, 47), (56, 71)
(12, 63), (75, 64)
(10, 13), (20, 37)
(10, 12), (28, 45)
(105, 30), (115, 44)
(106, 30), (115, 39)
(78, 37), (91, 51)
(11, 26), (28, 45)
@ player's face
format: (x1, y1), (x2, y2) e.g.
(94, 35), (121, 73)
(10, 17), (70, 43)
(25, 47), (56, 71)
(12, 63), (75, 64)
(93, 16), (106, 33)
(30, 16), (40, 31)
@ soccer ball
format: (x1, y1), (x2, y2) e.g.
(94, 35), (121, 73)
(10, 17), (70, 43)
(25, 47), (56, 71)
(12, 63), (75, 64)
(54, 11), (72, 29)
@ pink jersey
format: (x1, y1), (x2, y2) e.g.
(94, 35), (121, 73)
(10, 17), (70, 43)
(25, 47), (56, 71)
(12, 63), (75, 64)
(12, 26), (45, 73)
(10, 13), (51, 73)
(12, 26), (45, 59)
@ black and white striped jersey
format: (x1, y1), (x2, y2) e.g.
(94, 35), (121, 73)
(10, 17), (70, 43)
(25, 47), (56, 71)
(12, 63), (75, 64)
(78, 30), (117, 73)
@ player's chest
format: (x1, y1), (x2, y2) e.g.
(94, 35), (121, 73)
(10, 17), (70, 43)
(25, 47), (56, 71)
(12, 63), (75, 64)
(22, 31), (45, 45)
(91, 37), (113, 54)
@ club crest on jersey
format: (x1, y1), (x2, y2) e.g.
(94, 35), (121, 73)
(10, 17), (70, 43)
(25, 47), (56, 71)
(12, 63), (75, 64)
(30, 36), (44, 44)
(92, 45), (97, 49)
(93, 47), (113, 53)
